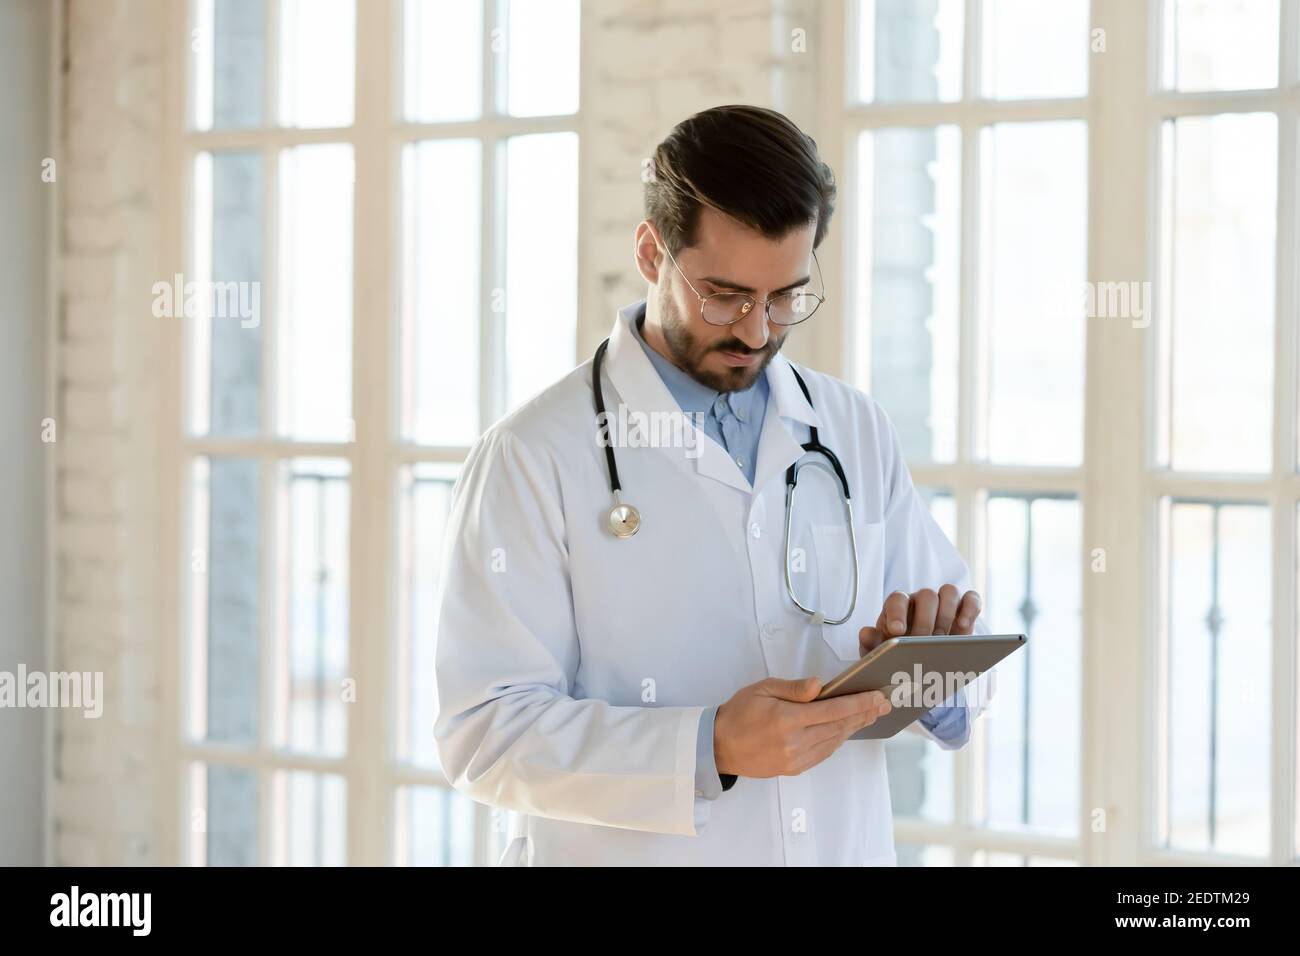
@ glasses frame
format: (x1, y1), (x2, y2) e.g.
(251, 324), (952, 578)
(656, 235), (828, 327)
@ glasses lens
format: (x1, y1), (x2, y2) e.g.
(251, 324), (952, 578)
(701, 293), (757, 326)
(768, 290), (821, 326)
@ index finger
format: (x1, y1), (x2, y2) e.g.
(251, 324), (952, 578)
(953, 590), (982, 634)
(880, 590), (911, 637)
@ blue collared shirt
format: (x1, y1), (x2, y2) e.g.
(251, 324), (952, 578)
(627, 302), (966, 801)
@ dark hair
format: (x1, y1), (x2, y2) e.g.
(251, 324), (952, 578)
(644, 105), (837, 254)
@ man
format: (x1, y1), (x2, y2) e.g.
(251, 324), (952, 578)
(434, 105), (990, 866)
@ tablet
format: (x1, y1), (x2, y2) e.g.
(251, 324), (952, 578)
(815, 633), (1026, 740)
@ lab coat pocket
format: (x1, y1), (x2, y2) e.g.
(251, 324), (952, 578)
(812, 520), (886, 661)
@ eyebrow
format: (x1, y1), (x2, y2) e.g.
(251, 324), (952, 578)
(699, 274), (811, 296)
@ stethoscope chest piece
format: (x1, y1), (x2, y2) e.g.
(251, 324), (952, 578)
(608, 499), (641, 539)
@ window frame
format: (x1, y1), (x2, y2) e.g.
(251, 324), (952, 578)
(157, 0), (583, 867)
(152, 0), (1299, 868)
(814, 0), (1299, 866)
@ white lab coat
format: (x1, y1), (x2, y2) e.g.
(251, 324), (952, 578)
(433, 302), (992, 866)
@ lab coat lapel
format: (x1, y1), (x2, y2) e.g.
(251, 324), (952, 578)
(602, 305), (752, 495)
(751, 354), (823, 495)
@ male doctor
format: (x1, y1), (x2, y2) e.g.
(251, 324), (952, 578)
(434, 105), (990, 866)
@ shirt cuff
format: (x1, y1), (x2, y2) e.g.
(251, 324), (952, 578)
(918, 687), (970, 742)
(694, 705), (724, 800)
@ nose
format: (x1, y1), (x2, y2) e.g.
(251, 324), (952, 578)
(731, 300), (771, 350)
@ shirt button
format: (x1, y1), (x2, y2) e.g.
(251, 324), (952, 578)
(749, 522), (761, 539)
(735, 457), (745, 469)
(695, 788), (704, 797)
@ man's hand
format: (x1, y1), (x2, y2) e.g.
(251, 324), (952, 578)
(713, 677), (891, 778)
(859, 585), (982, 656)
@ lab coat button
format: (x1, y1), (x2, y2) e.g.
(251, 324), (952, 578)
(749, 522), (761, 539)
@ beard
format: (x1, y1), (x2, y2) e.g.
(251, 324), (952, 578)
(656, 281), (785, 393)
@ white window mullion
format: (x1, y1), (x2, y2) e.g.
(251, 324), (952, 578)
(258, 454), (279, 863)
(481, 138), (507, 428)
(344, 0), (396, 868)
(1075, 0), (1152, 868)
(951, 0), (983, 858)
(258, 0), (282, 864)
(480, 0), (505, 428)
(1270, 0), (1299, 867)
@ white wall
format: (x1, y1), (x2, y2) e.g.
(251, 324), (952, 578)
(0, 0), (52, 867)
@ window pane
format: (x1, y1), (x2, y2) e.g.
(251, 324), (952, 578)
(189, 457), (261, 746)
(505, 132), (578, 410)
(275, 771), (346, 865)
(398, 464), (460, 770)
(857, 127), (960, 462)
(190, 150), (263, 438)
(1160, 114), (1276, 473)
(854, 0), (963, 104)
(505, 0), (580, 117)
(402, 140), (481, 446)
(1163, 501), (1270, 856)
(193, 763), (259, 866)
(1161, 0), (1279, 92)
(193, 0), (265, 130)
(279, 0), (355, 127)
(404, 0), (483, 122)
(982, 495), (1081, 835)
(395, 786), (485, 866)
(981, 0), (1089, 99)
(276, 459), (350, 757)
(982, 122), (1087, 466)
(277, 143), (354, 441)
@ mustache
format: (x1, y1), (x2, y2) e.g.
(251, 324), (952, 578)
(711, 339), (774, 356)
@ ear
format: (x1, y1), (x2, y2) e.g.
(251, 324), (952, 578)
(633, 220), (662, 285)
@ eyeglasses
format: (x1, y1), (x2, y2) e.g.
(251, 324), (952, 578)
(658, 238), (827, 327)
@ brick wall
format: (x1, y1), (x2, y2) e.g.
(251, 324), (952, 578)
(54, 0), (167, 866)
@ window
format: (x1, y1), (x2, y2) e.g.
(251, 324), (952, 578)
(831, 0), (1298, 865)
(175, 0), (580, 866)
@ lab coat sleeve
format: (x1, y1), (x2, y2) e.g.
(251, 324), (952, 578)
(871, 402), (995, 751)
(433, 425), (711, 837)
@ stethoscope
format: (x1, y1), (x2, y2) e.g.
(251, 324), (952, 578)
(591, 338), (860, 625)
